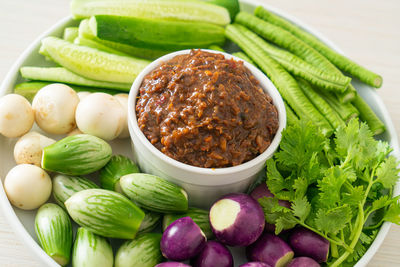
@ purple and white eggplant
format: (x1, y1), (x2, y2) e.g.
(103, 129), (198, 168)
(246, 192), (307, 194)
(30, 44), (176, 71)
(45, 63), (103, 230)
(246, 233), (294, 267)
(289, 228), (329, 263)
(287, 257), (320, 267)
(191, 240), (233, 267)
(239, 262), (272, 267)
(209, 193), (265, 246)
(155, 263), (191, 267)
(160, 217), (206, 261)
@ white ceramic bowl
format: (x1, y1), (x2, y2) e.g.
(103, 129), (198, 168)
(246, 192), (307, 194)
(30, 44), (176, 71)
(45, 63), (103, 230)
(0, 1), (398, 266)
(127, 49), (286, 207)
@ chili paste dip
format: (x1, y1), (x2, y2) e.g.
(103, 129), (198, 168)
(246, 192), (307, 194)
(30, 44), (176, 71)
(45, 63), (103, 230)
(136, 50), (279, 168)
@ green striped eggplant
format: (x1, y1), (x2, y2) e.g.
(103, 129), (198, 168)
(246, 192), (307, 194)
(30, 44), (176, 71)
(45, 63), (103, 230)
(115, 233), (163, 267)
(72, 227), (113, 267)
(99, 155), (139, 193)
(162, 207), (214, 239)
(52, 174), (98, 209)
(120, 173), (188, 213)
(42, 134), (112, 175)
(65, 189), (145, 239)
(35, 203), (73, 266)
(138, 210), (162, 234)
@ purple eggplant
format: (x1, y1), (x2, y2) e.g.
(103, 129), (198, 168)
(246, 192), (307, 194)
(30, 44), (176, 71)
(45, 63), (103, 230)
(287, 257), (320, 267)
(161, 217), (206, 261)
(155, 263), (191, 267)
(191, 240), (233, 267)
(289, 228), (329, 263)
(239, 262), (272, 267)
(246, 233), (294, 267)
(209, 193), (265, 246)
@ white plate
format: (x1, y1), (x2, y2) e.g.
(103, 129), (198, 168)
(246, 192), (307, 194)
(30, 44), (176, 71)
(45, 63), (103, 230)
(0, 1), (398, 266)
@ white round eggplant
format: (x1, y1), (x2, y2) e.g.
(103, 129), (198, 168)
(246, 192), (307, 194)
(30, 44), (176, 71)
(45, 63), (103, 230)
(4, 164), (52, 210)
(75, 93), (125, 141)
(77, 91), (91, 101)
(0, 94), (34, 138)
(209, 193), (265, 246)
(13, 131), (55, 166)
(32, 83), (79, 134)
(114, 93), (129, 138)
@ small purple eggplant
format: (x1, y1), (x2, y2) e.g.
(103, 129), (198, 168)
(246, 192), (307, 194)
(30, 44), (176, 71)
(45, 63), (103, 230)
(239, 262), (272, 267)
(287, 257), (320, 267)
(191, 240), (233, 267)
(289, 228), (329, 263)
(155, 263), (191, 267)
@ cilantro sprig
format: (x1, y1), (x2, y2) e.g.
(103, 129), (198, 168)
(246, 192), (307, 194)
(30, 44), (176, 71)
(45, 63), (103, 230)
(259, 119), (400, 266)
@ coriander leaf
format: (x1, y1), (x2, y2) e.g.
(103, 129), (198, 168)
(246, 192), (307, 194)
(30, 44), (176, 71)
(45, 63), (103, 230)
(275, 215), (297, 235)
(266, 159), (287, 194)
(292, 196), (311, 222)
(258, 197), (296, 234)
(375, 156), (400, 188)
(370, 195), (392, 212)
(315, 205), (352, 234)
(334, 118), (361, 159)
(383, 202), (400, 224)
(341, 185), (364, 207)
(293, 177), (308, 199)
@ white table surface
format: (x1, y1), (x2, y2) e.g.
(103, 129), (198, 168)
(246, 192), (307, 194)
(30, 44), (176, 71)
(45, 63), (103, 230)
(0, 0), (399, 266)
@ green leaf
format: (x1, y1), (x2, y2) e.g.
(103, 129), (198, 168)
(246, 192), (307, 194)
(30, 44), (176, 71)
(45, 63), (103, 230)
(375, 156), (400, 188)
(275, 215), (297, 235)
(370, 195), (392, 212)
(266, 159), (286, 194)
(341, 185), (364, 207)
(383, 202), (400, 224)
(293, 177), (308, 199)
(258, 197), (296, 234)
(292, 196), (311, 222)
(315, 205), (352, 234)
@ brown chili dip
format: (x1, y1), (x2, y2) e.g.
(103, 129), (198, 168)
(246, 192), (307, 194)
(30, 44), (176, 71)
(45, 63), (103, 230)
(136, 50), (279, 168)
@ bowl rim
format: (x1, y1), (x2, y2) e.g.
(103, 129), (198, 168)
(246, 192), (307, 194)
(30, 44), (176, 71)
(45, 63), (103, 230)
(127, 48), (287, 178)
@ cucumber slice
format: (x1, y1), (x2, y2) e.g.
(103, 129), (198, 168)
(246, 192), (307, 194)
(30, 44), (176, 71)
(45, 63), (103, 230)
(72, 228), (113, 267)
(115, 233), (163, 267)
(42, 134), (112, 176)
(52, 174), (98, 209)
(79, 18), (170, 60)
(20, 67), (131, 90)
(99, 155), (139, 193)
(14, 81), (123, 102)
(201, 0), (239, 20)
(120, 173), (189, 213)
(91, 15), (225, 50)
(40, 37), (150, 84)
(35, 203), (73, 266)
(138, 211), (162, 234)
(71, 0), (230, 26)
(74, 36), (129, 56)
(63, 27), (79, 42)
(162, 208), (214, 239)
(65, 189), (145, 239)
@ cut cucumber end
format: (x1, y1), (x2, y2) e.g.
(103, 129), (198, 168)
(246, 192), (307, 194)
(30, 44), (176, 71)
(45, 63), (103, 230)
(374, 76), (383, 88)
(51, 254), (69, 267)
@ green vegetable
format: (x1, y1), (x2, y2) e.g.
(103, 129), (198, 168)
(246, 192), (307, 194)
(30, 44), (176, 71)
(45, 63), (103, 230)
(284, 101), (300, 126)
(20, 67), (131, 90)
(318, 90), (359, 122)
(115, 233), (163, 267)
(162, 208), (214, 239)
(138, 211), (162, 234)
(232, 51), (255, 65)
(352, 94), (386, 136)
(99, 155), (139, 193)
(235, 12), (356, 103)
(74, 36), (130, 56)
(35, 203), (73, 266)
(65, 189), (145, 239)
(39, 36), (150, 84)
(71, 0), (230, 25)
(14, 81), (122, 102)
(255, 6), (383, 88)
(120, 173), (189, 213)
(259, 119), (400, 266)
(201, 0), (239, 20)
(225, 24), (333, 136)
(297, 78), (345, 129)
(72, 227), (113, 267)
(63, 27), (79, 42)
(52, 174), (98, 209)
(42, 134), (112, 176)
(78, 18), (170, 60)
(90, 15), (225, 51)
(208, 45), (225, 52)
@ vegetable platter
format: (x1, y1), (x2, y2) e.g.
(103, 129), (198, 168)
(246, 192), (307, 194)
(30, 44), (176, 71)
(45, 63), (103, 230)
(0, 0), (399, 267)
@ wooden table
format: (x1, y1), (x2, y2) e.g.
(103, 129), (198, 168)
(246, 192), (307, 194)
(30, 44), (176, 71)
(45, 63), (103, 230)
(0, 0), (399, 266)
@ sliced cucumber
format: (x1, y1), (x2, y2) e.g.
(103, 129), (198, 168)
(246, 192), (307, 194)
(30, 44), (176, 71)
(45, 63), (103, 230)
(138, 211), (162, 234)
(71, 0), (230, 26)
(120, 173), (188, 213)
(72, 227), (113, 267)
(65, 189), (145, 239)
(40, 37), (150, 83)
(42, 134), (112, 176)
(99, 155), (139, 193)
(91, 15), (225, 50)
(74, 36), (130, 56)
(52, 174), (98, 209)
(115, 233), (163, 267)
(79, 18), (170, 60)
(162, 208), (213, 239)
(63, 27), (79, 42)
(20, 67), (131, 90)
(14, 81), (123, 102)
(35, 203), (73, 266)
(201, 0), (239, 20)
